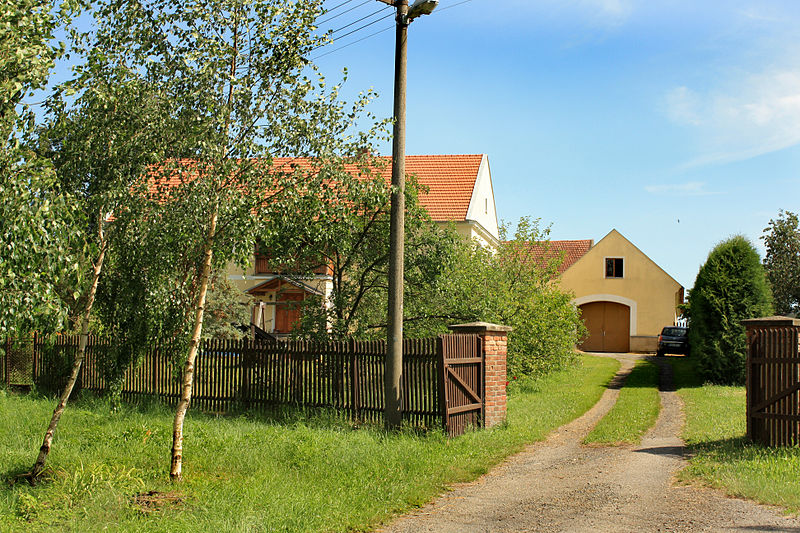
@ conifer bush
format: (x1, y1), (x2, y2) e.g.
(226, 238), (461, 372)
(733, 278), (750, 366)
(687, 236), (772, 384)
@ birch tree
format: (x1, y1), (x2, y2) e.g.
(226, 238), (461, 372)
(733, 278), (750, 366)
(79, 0), (384, 481)
(25, 46), (176, 480)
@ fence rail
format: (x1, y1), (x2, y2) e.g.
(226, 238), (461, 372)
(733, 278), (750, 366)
(745, 318), (800, 447)
(4, 333), (484, 436)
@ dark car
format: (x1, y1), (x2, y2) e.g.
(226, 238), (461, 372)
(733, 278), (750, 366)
(657, 326), (689, 356)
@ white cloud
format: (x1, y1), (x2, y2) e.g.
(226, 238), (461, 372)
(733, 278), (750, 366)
(664, 67), (800, 166)
(645, 181), (720, 196)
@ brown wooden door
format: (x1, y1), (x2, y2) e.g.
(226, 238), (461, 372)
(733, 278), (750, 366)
(578, 301), (630, 352)
(275, 292), (304, 333)
(579, 302), (606, 352)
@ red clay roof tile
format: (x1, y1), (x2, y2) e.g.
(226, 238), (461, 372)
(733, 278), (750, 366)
(519, 240), (594, 274)
(147, 155), (484, 223)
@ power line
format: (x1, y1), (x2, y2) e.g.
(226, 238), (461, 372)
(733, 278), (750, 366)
(329, 6), (392, 35)
(437, 0), (474, 13)
(314, 11), (394, 50)
(312, 0), (474, 60)
(312, 25), (394, 59)
(325, 0), (360, 16)
(318, 0), (373, 26)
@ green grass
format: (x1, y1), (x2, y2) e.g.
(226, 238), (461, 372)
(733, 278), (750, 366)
(669, 356), (800, 513)
(583, 358), (661, 445)
(0, 355), (619, 532)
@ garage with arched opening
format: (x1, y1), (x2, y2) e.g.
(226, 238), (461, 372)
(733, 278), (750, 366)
(578, 301), (631, 353)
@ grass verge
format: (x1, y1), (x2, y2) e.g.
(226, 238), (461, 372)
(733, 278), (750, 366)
(669, 356), (800, 513)
(0, 355), (619, 532)
(583, 358), (660, 445)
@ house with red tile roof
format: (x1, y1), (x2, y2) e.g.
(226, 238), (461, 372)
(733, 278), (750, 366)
(225, 154), (500, 335)
(526, 230), (684, 353)
(521, 239), (594, 275)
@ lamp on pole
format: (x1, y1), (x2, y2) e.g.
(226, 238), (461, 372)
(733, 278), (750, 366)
(377, 0), (438, 430)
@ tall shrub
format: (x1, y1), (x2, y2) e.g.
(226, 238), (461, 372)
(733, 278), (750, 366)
(687, 236), (772, 384)
(403, 217), (585, 378)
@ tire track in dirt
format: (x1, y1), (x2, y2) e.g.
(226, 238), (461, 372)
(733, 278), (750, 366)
(379, 354), (800, 533)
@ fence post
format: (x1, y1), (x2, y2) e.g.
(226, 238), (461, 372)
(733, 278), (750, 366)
(350, 339), (361, 422)
(436, 335), (448, 433)
(448, 322), (512, 429)
(241, 340), (251, 410)
(32, 332), (38, 383)
(4, 337), (10, 387)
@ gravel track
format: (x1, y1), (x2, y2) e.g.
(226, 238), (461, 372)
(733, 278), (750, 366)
(379, 353), (800, 533)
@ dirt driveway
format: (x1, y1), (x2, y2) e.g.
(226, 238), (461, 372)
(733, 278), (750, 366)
(380, 353), (800, 533)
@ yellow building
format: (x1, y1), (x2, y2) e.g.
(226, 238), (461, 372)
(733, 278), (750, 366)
(552, 229), (684, 353)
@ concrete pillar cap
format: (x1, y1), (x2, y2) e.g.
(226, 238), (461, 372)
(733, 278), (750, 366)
(448, 322), (513, 334)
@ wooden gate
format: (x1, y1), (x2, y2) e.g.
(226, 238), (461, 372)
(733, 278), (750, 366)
(439, 334), (484, 436)
(744, 317), (800, 447)
(578, 301), (630, 353)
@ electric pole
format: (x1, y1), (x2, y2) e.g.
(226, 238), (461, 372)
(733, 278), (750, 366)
(384, 0), (408, 430)
(377, 0), (438, 430)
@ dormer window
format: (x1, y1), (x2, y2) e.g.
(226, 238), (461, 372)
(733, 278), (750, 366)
(605, 258), (623, 278)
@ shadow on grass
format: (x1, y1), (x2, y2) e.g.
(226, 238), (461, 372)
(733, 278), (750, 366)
(680, 435), (800, 464)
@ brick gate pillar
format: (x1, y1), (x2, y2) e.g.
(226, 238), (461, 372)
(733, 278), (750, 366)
(449, 322), (512, 428)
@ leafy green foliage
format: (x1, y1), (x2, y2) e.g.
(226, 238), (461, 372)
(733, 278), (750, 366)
(0, 0), (82, 336)
(762, 210), (800, 316)
(687, 236), (772, 384)
(202, 273), (251, 340)
(407, 218), (585, 378)
(284, 214), (583, 378)
(266, 171), (456, 341)
(70, 0), (389, 478)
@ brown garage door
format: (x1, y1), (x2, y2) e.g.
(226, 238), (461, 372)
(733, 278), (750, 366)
(578, 301), (630, 353)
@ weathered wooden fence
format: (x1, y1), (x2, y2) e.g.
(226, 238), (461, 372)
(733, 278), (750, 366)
(6, 332), (491, 436)
(2, 336), (36, 387)
(744, 317), (800, 447)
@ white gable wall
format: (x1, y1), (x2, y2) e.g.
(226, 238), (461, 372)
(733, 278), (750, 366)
(464, 155), (499, 244)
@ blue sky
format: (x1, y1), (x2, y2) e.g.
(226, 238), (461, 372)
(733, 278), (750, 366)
(313, 0), (800, 290)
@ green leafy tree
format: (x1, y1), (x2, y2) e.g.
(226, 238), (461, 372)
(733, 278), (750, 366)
(25, 32), (179, 478)
(202, 273), (252, 340)
(0, 0), (80, 338)
(425, 218), (584, 377)
(762, 210), (800, 316)
(265, 172), (454, 340)
(285, 209), (583, 378)
(687, 236), (773, 385)
(83, 0), (385, 480)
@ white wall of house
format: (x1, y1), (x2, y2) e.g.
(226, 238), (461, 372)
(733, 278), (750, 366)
(464, 155), (499, 244)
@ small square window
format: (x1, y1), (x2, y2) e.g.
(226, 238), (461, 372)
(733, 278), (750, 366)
(605, 258), (623, 278)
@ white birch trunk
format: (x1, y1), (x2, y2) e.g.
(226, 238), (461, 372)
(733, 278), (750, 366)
(170, 207), (218, 482)
(29, 221), (107, 482)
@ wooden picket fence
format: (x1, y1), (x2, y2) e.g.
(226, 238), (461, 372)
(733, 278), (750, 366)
(744, 317), (800, 447)
(16, 333), (484, 435)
